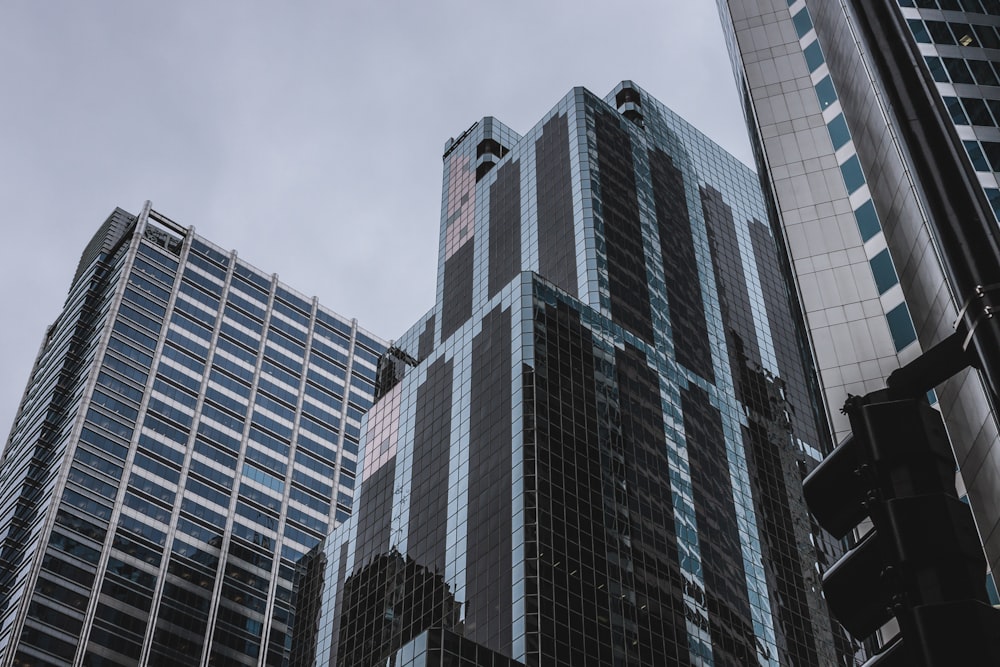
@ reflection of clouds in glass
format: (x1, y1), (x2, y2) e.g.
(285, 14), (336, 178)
(361, 383), (401, 481)
(444, 153), (475, 260)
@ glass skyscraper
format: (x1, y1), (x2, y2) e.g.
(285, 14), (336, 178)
(288, 82), (856, 666)
(717, 0), (1000, 587)
(0, 204), (385, 666)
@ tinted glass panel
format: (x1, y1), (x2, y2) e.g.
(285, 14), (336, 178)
(908, 19), (931, 43)
(804, 41), (824, 72)
(869, 249), (898, 294)
(815, 76), (837, 109)
(827, 114), (851, 150)
(840, 155), (865, 193)
(792, 9), (812, 38)
(855, 200), (882, 242)
(886, 303), (918, 351)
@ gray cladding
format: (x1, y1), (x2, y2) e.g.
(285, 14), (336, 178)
(718, 0), (1000, 579)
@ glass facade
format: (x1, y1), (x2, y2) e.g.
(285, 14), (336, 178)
(0, 206), (385, 666)
(290, 83), (853, 666)
(718, 0), (1000, 587)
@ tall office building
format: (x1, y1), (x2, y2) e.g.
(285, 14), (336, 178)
(717, 0), (1000, 580)
(288, 82), (857, 666)
(0, 204), (385, 666)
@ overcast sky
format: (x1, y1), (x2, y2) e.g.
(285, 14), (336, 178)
(0, 1), (753, 438)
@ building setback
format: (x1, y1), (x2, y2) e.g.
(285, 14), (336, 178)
(287, 83), (857, 667)
(717, 0), (1000, 586)
(0, 205), (385, 666)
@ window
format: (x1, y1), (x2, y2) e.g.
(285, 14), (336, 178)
(961, 97), (994, 126)
(886, 303), (918, 351)
(975, 25), (1000, 49)
(945, 96), (969, 125)
(840, 155), (866, 193)
(827, 114), (851, 150)
(870, 249), (899, 294)
(983, 141), (1000, 171)
(969, 59), (1000, 86)
(986, 188), (1000, 222)
(804, 40), (824, 72)
(927, 21), (956, 45)
(952, 23), (978, 47)
(925, 56), (949, 83)
(908, 19), (931, 44)
(792, 9), (813, 38)
(964, 140), (990, 171)
(815, 75), (837, 110)
(944, 58), (975, 84)
(855, 200), (881, 242)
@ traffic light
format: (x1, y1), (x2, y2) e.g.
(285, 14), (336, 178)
(803, 390), (1000, 666)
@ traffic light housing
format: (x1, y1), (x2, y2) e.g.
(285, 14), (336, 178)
(803, 390), (1000, 665)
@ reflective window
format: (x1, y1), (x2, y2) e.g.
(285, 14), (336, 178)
(945, 96), (969, 125)
(886, 303), (918, 351)
(983, 141), (1000, 171)
(242, 463), (285, 493)
(815, 75), (837, 110)
(235, 261), (271, 292)
(855, 200), (882, 242)
(927, 21), (956, 45)
(945, 58), (975, 84)
(73, 447), (123, 480)
(840, 155), (865, 193)
(114, 320), (157, 352)
(975, 24), (1000, 49)
(869, 249), (899, 294)
(138, 242), (179, 271)
(969, 59), (1000, 86)
(179, 279), (220, 311)
(273, 299), (310, 330)
(134, 452), (181, 485)
(244, 445), (286, 478)
(133, 256), (175, 286)
(187, 252), (227, 281)
(985, 188), (1000, 222)
(804, 41), (824, 72)
(315, 310), (352, 337)
(961, 97), (994, 126)
(108, 337), (153, 368)
(964, 140), (990, 171)
(191, 239), (229, 266)
(952, 22), (978, 46)
(827, 114), (851, 150)
(80, 427), (129, 461)
(925, 56), (948, 83)
(792, 9), (813, 38)
(286, 505), (327, 536)
(908, 19), (931, 43)
(138, 432), (185, 466)
(183, 265), (223, 293)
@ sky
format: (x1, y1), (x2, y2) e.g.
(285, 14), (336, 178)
(0, 1), (753, 438)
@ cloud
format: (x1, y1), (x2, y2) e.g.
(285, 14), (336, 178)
(0, 1), (752, 436)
